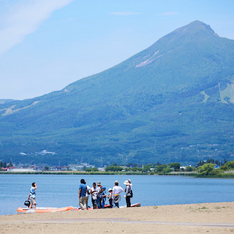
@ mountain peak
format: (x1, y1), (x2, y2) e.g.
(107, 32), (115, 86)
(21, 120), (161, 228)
(1, 21), (234, 166)
(142, 20), (218, 59)
(181, 20), (215, 34)
(166, 20), (217, 40)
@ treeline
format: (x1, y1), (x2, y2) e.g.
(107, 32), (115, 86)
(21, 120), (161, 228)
(0, 160), (13, 170)
(197, 161), (234, 176)
(104, 162), (193, 175)
(104, 160), (234, 176)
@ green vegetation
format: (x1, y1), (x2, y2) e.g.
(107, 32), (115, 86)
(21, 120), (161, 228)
(105, 166), (123, 172)
(0, 160), (13, 170)
(197, 163), (219, 176)
(195, 160), (234, 178)
(0, 21), (234, 167)
(2, 159), (234, 178)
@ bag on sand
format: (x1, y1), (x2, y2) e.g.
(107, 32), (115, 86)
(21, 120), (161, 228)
(24, 200), (30, 207)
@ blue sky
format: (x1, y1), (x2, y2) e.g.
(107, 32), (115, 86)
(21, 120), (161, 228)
(0, 0), (233, 100)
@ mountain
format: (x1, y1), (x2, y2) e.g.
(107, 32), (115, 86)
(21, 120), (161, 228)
(1, 21), (234, 166)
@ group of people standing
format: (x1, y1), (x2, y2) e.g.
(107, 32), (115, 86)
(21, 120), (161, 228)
(26, 179), (133, 210)
(79, 179), (133, 210)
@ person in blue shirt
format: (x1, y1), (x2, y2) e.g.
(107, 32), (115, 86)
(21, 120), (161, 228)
(79, 179), (87, 210)
(101, 187), (106, 209)
(27, 182), (37, 209)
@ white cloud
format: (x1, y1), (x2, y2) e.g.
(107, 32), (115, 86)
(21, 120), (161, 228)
(0, 0), (72, 56)
(161, 12), (178, 16)
(109, 12), (141, 16)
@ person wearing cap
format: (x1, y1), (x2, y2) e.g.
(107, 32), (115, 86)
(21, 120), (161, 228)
(107, 188), (114, 208)
(124, 180), (132, 207)
(79, 179), (87, 210)
(90, 182), (98, 209)
(112, 180), (124, 208)
(101, 187), (107, 209)
(96, 181), (103, 209)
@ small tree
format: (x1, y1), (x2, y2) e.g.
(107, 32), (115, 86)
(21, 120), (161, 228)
(198, 163), (217, 175)
(170, 163), (180, 171)
(8, 160), (13, 167)
(44, 166), (50, 171)
(224, 161), (234, 170)
(156, 164), (168, 172)
(186, 166), (194, 172)
(92, 167), (99, 172)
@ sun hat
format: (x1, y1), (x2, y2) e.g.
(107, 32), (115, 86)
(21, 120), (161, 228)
(97, 181), (101, 186)
(108, 188), (112, 192)
(124, 180), (130, 185)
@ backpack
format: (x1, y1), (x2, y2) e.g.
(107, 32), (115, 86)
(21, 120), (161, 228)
(130, 189), (133, 198)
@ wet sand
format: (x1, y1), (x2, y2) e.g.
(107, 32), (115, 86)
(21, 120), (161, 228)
(0, 202), (234, 233)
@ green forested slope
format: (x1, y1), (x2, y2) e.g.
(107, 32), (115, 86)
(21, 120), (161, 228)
(0, 21), (234, 166)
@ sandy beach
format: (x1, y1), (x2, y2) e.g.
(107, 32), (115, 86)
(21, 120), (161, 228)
(0, 202), (233, 233)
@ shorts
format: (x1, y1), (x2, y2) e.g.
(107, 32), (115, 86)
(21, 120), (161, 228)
(30, 197), (36, 206)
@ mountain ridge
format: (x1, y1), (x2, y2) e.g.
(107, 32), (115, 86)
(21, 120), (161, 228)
(0, 21), (234, 166)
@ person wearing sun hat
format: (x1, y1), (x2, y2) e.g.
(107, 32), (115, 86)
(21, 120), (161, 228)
(112, 180), (124, 208)
(124, 180), (132, 207)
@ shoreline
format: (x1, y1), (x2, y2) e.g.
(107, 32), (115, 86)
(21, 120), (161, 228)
(1, 202), (234, 233)
(1, 171), (234, 178)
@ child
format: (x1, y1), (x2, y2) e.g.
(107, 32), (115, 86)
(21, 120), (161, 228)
(28, 182), (37, 209)
(108, 188), (114, 208)
(101, 187), (106, 209)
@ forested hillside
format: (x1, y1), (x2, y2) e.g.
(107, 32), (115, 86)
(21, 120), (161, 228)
(0, 21), (234, 166)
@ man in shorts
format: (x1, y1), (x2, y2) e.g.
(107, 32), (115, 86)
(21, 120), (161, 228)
(28, 182), (37, 209)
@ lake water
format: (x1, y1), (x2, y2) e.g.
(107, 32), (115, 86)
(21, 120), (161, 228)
(0, 174), (234, 216)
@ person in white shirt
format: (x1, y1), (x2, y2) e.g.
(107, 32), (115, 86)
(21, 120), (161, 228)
(112, 180), (124, 208)
(84, 181), (91, 210)
(90, 182), (98, 209)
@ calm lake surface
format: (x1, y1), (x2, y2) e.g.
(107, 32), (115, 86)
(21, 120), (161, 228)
(0, 174), (233, 216)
